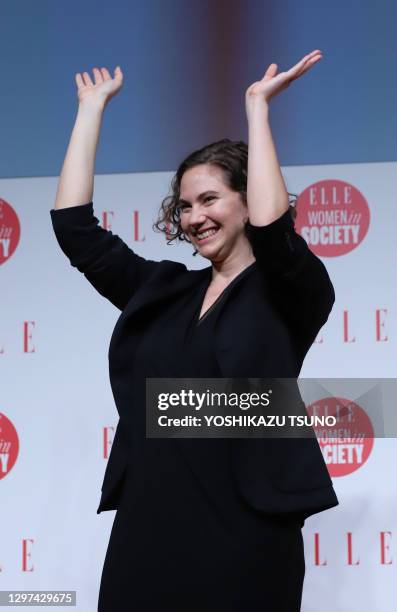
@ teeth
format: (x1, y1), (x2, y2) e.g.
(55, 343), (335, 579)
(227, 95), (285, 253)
(197, 228), (218, 240)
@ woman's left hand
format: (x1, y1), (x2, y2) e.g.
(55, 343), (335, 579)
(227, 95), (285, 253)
(245, 49), (322, 112)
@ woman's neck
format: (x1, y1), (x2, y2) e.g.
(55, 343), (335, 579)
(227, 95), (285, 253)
(210, 253), (256, 286)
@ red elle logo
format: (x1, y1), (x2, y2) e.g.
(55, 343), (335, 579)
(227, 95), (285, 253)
(294, 179), (370, 257)
(0, 199), (20, 265)
(307, 397), (374, 477)
(0, 413), (19, 479)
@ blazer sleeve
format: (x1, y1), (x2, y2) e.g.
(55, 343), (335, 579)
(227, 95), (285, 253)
(50, 201), (161, 311)
(246, 209), (335, 363)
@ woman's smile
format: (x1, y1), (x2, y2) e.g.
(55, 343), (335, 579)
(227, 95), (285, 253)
(195, 226), (221, 243)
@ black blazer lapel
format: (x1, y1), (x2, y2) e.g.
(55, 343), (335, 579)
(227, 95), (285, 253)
(108, 264), (212, 358)
(121, 264), (211, 326)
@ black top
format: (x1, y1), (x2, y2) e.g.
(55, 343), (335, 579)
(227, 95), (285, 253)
(49, 203), (338, 522)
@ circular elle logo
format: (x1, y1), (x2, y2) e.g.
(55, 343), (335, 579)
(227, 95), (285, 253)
(0, 413), (19, 479)
(0, 198), (20, 265)
(307, 397), (374, 477)
(294, 179), (370, 257)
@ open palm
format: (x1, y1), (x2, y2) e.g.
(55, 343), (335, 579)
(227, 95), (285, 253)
(246, 50), (322, 105)
(75, 66), (123, 107)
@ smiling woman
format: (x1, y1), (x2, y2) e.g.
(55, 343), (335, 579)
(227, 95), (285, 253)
(51, 52), (338, 612)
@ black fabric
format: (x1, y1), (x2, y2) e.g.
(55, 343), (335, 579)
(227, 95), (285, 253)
(50, 202), (339, 610)
(98, 264), (304, 611)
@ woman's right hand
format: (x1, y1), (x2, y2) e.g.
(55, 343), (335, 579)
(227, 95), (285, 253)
(75, 66), (123, 109)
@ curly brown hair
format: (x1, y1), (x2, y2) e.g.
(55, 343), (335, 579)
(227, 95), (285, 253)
(153, 138), (297, 255)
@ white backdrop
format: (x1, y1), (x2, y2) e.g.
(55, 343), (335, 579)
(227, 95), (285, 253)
(1, 163), (396, 610)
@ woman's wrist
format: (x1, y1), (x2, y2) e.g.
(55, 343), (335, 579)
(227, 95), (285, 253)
(77, 97), (106, 117)
(246, 95), (269, 123)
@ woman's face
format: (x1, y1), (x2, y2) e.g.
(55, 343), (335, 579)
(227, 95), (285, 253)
(179, 164), (249, 263)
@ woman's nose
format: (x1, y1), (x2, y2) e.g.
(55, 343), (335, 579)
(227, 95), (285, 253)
(189, 207), (207, 226)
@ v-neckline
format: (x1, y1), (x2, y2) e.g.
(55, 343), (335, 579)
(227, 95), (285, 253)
(196, 261), (256, 325)
(196, 290), (225, 325)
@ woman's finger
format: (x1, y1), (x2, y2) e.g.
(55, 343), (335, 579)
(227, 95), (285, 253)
(82, 71), (94, 87)
(114, 66), (123, 81)
(290, 50), (322, 75)
(291, 54), (322, 80)
(286, 52), (322, 81)
(93, 67), (104, 85)
(100, 67), (112, 81)
(298, 54), (322, 76)
(297, 50), (322, 66)
(75, 73), (85, 89)
(263, 63), (278, 80)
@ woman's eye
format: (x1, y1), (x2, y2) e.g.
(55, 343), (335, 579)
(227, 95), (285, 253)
(178, 197), (214, 212)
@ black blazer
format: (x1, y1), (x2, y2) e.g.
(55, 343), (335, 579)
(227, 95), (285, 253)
(50, 202), (339, 521)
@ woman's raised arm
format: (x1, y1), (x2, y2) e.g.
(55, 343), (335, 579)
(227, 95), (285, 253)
(245, 50), (322, 226)
(54, 66), (123, 210)
(244, 51), (334, 367)
(51, 67), (170, 311)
